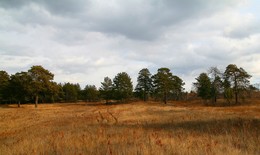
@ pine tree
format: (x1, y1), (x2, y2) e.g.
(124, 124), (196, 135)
(135, 68), (153, 101)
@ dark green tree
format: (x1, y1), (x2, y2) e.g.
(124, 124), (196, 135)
(224, 64), (251, 104)
(194, 73), (211, 102)
(99, 77), (113, 104)
(223, 78), (233, 104)
(62, 83), (80, 102)
(0, 71), (10, 103)
(83, 85), (99, 102)
(135, 68), (153, 101)
(28, 65), (54, 108)
(9, 72), (31, 107)
(56, 83), (65, 102)
(249, 84), (258, 91)
(46, 82), (63, 103)
(171, 75), (185, 100)
(113, 72), (133, 101)
(152, 68), (175, 104)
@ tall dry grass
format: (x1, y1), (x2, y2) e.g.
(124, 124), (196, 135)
(0, 100), (259, 155)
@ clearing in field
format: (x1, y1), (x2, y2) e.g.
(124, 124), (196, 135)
(0, 100), (259, 155)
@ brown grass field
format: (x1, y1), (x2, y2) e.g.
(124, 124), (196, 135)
(0, 100), (260, 155)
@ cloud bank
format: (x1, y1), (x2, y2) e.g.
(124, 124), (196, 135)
(1, 0), (260, 90)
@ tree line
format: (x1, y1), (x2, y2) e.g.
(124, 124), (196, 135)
(193, 64), (255, 105)
(0, 66), (185, 107)
(0, 64), (256, 107)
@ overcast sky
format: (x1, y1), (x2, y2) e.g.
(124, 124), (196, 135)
(1, 0), (260, 90)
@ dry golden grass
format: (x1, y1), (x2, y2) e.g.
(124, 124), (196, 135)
(0, 100), (259, 155)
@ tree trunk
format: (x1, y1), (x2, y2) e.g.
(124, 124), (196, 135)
(235, 92), (238, 104)
(51, 95), (55, 103)
(164, 92), (167, 104)
(35, 95), (38, 108)
(234, 76), (238, 104)
(143, 91), (146, 102)
(212, 95), (217, 104)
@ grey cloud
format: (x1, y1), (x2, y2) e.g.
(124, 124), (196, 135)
(0, 55), (50, 74)
(225, 25), (260, 39)
(39, 0), (88, 16)
(82, 0), (242, 40)
(1, 0), (244, 40)
(1, 0), (259, 90)
(0, 0), (31, 9)
(0, 0), (87, 14)
(0, 44), (34, 56)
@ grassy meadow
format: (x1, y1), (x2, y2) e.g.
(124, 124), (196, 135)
(0, 100), (259, 155)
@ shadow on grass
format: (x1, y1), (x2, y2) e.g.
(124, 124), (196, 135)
(0, 104), (22, 109)
(109, 118), (260, 135)
(86, 101), (136, 106)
